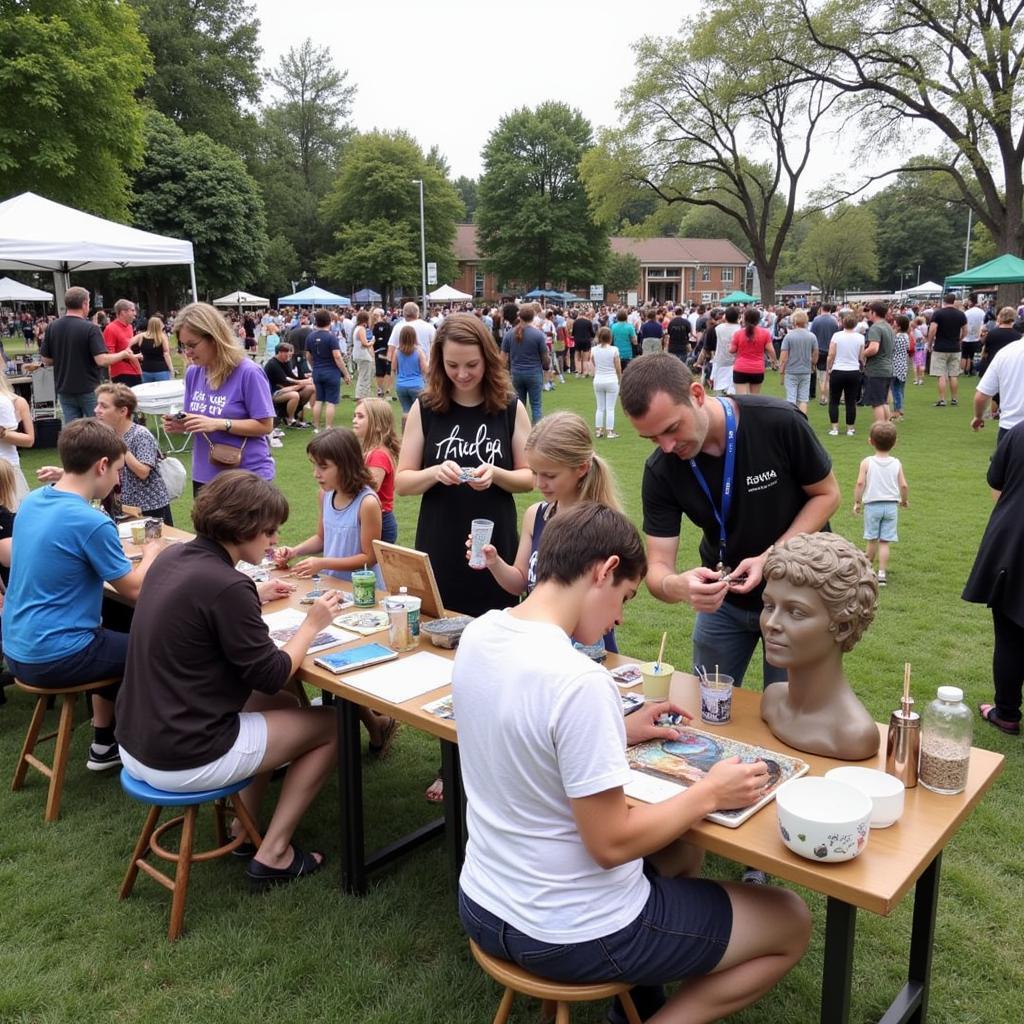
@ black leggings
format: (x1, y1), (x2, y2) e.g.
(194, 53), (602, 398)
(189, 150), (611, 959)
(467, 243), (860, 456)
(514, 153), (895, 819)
(829, 370), (861, 426)
(992, 606), (1024, 722)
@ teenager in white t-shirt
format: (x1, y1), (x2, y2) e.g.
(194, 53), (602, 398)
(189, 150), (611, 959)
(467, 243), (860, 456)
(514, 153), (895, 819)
(454, 502), (810, 1024)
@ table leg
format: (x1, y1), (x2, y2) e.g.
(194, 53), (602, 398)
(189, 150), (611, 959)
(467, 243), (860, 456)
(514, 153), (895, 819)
(440, 740), (467, 894)
(821, 897), (856, 1024)
(336, 697), (366, 895)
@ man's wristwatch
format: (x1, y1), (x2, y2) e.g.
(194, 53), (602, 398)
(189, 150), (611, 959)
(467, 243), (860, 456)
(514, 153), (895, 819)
(224, 420), (232, 434)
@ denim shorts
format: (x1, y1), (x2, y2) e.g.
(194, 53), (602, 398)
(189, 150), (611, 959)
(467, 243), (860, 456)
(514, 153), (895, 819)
(312, 369), (341, 404)
(5, 628), (127, 700)
(459, 870), (731, 987)
(863, 501), (899, 542)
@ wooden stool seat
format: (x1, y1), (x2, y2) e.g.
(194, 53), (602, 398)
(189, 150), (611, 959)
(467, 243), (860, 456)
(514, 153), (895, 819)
(469, 939), (642, 1024)
(119, 770), (263, 941)
(11, 676), (120, 822)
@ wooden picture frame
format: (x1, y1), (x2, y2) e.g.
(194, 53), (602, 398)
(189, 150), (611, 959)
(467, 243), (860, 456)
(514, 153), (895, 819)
(372, 540), (446, 619)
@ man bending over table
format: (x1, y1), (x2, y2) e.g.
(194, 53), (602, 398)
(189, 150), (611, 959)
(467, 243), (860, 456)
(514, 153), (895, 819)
(3, 419), (162, 771)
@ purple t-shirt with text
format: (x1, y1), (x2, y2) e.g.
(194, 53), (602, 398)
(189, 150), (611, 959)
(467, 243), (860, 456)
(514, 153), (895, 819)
(185, 360), (276, 483)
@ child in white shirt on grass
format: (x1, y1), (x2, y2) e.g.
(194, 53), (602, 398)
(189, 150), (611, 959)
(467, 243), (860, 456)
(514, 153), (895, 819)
(853, 421), (909, 585)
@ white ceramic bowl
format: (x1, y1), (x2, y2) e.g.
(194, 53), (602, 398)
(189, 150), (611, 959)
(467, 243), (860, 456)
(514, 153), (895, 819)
(825, 767), (905, 828)
(776, 777), (872, 863)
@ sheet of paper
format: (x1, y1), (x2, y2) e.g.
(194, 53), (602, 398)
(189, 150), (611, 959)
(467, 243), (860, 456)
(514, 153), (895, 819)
(624, 770), (685, 804)
(342, 650), (453, 704)
(262, 607), (358, 654)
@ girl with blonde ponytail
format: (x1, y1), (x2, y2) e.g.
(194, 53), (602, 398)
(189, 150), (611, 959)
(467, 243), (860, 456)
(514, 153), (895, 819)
(470, 410), (623, 652)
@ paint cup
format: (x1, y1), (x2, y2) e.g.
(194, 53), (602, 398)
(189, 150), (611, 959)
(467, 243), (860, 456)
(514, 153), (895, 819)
(400, 593), (421, 639)
(469, 519), (494, 569)
(699, 673), (735, 725)
(130, 522), (146, 545)
(640, 661), (674, 702)
(384, 597), (412, 651)
(352, 569), (377, 607)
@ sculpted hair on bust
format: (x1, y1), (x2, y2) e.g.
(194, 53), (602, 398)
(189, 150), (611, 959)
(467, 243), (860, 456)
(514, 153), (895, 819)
(763, 532), (878, 652)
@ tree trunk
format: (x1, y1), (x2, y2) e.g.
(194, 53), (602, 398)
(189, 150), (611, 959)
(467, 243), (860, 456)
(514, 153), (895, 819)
(995, 210), (1024, 308)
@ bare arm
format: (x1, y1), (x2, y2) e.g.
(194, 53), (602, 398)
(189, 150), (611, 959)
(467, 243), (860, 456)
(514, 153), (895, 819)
(332, 348), (351, 382)
(488, 401), (534, 493)
(898, 467), (909, 507)
(852, 459), (869, 510)
(106, 540), (163, 602)
(394, 402), (462, 495)
(2, 396), (34, 447)
(94, 349), (139, 368)
(481, 502), (538, 595)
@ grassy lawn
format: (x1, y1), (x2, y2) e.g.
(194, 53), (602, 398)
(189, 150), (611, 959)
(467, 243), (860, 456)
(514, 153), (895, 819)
(0, 360), (1020, 1024)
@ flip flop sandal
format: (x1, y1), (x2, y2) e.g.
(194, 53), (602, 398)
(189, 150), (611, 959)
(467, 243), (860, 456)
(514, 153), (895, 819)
(425, 774), (444, 804)
(368, 715), (399, 758)
(978, 703), (1021, 736)
(247, 846), (324, 891)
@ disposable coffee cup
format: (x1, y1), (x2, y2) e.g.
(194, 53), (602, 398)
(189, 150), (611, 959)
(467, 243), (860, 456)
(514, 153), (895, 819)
(469, 519), (494, 569)
(401, 594), (421, 638)
(640, 661), (674, 702)
(130, 522), (146, 545)
(700, 673), (735, 724)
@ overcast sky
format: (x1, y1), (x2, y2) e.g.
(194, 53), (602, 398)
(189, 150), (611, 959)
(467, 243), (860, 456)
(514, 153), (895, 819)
(253, 0), (703, 181)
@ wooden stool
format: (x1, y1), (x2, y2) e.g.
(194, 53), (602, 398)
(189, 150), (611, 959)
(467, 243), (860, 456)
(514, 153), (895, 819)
(469, 939), (642, 1024)
(119, 770), (262, 941)
(10, 677), (120, 822)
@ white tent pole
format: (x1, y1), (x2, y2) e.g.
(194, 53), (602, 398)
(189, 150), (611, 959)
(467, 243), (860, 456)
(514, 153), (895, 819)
(189, 262), (199, 302)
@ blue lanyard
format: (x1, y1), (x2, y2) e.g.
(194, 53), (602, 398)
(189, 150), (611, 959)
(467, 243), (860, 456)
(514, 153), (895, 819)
(688, 397), (737, 569)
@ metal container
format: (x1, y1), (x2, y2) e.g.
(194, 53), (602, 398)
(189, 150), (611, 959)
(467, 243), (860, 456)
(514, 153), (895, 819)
(885, 710), (921, 789)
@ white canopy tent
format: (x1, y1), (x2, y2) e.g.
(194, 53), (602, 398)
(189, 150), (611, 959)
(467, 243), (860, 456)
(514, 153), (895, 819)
(427, 283), (472, 302)
(0, 276), (53, 303)
(277, 285), (350, 306)
(0, 192), (197, 311)
(905, 280), (944, 296)
(212, 290), (268, 307)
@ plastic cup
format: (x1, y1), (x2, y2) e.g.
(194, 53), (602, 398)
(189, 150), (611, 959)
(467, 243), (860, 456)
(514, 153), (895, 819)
(640, 661), (674, 702)
(351, 569), (377, 607)
(401, 594), (421, 638)
(469, 519), (494, 569)
(699, 673), (735, 724)
(384, 598), (411, 651)
(130, 523), (146, 545)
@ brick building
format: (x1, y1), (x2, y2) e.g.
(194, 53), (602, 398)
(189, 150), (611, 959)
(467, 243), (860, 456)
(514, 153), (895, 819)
(451, 225), (751, 306)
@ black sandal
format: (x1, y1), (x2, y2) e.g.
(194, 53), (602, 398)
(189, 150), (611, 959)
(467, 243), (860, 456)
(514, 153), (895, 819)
(246, 846), (324, 891)
(979, 703), (1021, 736)
(368, 715), (399, 758)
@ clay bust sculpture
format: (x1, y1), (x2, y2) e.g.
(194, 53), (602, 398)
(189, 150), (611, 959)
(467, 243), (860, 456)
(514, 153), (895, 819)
(759, 532), (880, 761)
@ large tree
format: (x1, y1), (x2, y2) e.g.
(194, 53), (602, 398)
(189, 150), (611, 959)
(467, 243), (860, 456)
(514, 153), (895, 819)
(581, 5), (840, 304)
(453, 176), (478, 222)
(319, 132), (463, 300)
(781, 0), (1024, 300)
(0, 0), (151, 219)
(604, 252), (642, 298)
(132, 111), (268, 297)
(794, 205), (877, 299)
(130, 0), (261, 150)
(477, 102), (607, 289)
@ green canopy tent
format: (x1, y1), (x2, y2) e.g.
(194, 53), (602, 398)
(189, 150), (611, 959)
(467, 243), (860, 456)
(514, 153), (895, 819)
(720, 290), (758, 304)
(945, 253), (1024, 287)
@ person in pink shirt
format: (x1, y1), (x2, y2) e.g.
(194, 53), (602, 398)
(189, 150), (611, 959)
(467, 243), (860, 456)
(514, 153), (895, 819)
(729, 309), (778, 394)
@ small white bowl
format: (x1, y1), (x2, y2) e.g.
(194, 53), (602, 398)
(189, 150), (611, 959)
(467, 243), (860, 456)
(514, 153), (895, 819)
(776, 777), (872, 863)
(825, 767), (905, 828)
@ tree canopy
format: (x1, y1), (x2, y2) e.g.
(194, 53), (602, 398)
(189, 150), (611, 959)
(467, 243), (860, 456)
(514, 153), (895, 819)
(130, 0), (261, 151)
(477, 102), (606, 289)
(604, 252), (642, 298)
(0, 0), (151, 219)
(132, 111), (268, 295)
(794, 205), (877, 299)
(319, 132), (463, 299)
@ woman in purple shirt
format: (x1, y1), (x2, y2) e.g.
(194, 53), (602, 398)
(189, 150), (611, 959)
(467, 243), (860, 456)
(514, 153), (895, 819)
(163, 303), (276, 494)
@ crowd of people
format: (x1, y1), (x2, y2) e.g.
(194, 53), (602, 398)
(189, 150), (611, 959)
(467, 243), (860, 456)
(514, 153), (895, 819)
(1, 282), (1021, 1023)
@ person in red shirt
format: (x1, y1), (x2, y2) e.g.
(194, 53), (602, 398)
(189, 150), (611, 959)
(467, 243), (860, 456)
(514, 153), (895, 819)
(104, 298), (143, 386)
(352, 396), (400, 543)
(729, 308), (778, 393)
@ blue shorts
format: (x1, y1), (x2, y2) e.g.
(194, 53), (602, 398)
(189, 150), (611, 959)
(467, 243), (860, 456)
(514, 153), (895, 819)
(459, 868), (731, 987)
(312, 369), (341, 404)
(863, 501), (899, 542)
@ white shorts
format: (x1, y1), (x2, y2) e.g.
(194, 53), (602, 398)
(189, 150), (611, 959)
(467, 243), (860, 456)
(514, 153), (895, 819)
(120, 711), (269, 793)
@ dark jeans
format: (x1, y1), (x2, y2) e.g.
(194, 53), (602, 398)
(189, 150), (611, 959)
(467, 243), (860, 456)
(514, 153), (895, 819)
(829, 369), (861, 426)
(58, 391), (97, 423)
(381, 509), (398, 544)
(992, 606), (1024, 722)
(512, 370), (543, 423)
(5, 628), (128, 700)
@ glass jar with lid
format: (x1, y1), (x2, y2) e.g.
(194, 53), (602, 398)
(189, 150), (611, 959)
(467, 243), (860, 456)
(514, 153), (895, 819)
(919, 686), (972, 795)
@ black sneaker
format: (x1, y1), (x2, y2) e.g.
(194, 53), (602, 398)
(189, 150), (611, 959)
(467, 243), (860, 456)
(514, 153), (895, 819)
(86, 742), (122, 772)
(950, 398), (958, 406)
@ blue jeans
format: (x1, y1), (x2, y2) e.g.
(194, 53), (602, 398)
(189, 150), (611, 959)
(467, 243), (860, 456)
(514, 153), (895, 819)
(512, 371), (543, 422)
(142, 370), (171, 383)
(59, 391), (98, 423)
(692, 598), (787, 687)
(5, 628), (128, 701)
(381, 509), (398, 544)
(891, 377), (905, 412)
(396, 385), (421, 412)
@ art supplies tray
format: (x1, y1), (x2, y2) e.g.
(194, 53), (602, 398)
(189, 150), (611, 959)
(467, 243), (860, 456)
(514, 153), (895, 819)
(625, 728), (809, 827)
(333, 610), (390, 636)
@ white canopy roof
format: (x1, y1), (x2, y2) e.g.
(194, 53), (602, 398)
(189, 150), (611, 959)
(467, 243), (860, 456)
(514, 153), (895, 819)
(905, 280), (944, 295)
(428, 283), (472, 302)
(0, 192), (195, 273)
(0, 276), (53, 302)
(212, 290), (268, 307)
(278, 285), (350, 306)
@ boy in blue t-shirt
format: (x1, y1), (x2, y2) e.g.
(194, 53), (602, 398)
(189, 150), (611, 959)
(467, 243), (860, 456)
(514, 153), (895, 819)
(4, 419), (162, 771)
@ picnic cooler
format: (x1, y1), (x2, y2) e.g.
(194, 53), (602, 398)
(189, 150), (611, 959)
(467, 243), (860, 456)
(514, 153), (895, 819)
(131, 379), (185, 415)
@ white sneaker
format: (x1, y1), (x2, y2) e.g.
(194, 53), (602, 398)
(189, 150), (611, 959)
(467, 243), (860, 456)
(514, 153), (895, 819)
(828, 428), (839, 436)
(543, 383), (552, 391)
(269, 436), (284, 448)
(559, 375), (565, 383)
(877, 570), (887, 586)
(847, 428), (856, 436)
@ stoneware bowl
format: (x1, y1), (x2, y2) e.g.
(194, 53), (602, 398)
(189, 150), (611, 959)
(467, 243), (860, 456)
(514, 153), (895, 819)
(420, 616), (472, 650)
(776, 777), (872, 863)
(825, 766), (906, 828)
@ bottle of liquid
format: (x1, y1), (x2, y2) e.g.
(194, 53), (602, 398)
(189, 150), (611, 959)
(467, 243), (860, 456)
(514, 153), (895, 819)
(919, 686), (972, 795)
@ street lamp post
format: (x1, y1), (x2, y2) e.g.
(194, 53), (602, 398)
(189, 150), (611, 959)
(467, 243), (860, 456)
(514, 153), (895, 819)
(412, 179), (427, 315)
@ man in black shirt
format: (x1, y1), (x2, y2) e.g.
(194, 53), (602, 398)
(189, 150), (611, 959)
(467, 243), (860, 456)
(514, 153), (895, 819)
(263, 341), (313, 427)
(927, 292), (967, 407)
(40, 286), (139, 422)
(571, 310), (596, 376)
(666, 306), (692, 361)
(620, 354), (840, 687)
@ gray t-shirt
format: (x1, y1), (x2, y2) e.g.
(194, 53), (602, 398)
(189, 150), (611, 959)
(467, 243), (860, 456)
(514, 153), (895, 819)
(781, 328), (817, 375)
(865, 321), (895, 378)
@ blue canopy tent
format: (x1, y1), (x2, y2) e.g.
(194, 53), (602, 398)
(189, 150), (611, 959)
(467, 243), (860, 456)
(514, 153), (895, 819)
(524, 288), (566, 300)
(278, 285), (350, 306)
(352, 288), (382, 303)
